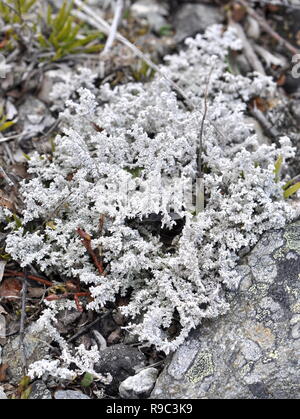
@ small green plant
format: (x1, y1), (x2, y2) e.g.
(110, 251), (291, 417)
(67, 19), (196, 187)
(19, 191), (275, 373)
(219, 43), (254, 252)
(274, 155), (300, 199)
(158, 25), (173, 37)
(283, 180), (300, 199)
(80, 372), (94, 388)
(0, 106), (14, 132)
(131, 60), (155, 82)
(0, 0), (36, 24)
(37, 0), (105, 61)
(0, 0), (105, 61)
(274, 154), (283, 183)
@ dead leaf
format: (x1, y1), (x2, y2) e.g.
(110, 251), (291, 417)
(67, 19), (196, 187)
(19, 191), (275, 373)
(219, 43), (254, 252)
(276, 74), (286, 86)
(0, 363), (9, 382)
(65, 280), (78, 292)
(0, 193), (14, 211)
(107, 328), (122, 345)
(231, 3), (246, 22)
(10, 163), (28, 179)
(266, 4), (280, 12)
(0, 278), (22, 300)
(249, 97), (270, 112)
(27, 287), (45, 298)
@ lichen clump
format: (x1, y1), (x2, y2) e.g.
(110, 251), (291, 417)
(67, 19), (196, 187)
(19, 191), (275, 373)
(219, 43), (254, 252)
(3, 25), (298, 379)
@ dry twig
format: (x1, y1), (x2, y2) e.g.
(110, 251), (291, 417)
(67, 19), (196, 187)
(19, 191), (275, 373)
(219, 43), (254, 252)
(249, 105), (280, 143)
(230, 22), (266, 75)
(196, 66), (214, 214)
(4, 270), (53, 287)
(102, 0), (123, 55)
(238, 0), (300, 55)
(77, 228), (104, 275)
(19, 270), (28, 372)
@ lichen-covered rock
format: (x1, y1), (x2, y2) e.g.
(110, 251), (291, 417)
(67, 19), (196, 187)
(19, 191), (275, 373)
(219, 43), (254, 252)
(29, 380), (52, 399)
(2, 325), (50, 385)
(173, 4), (223, 42)
(152, 221), (300, 399)
(119, 367), (158, 399)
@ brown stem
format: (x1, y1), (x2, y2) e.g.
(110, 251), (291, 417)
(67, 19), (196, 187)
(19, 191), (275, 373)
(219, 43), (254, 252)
(77, 228), (104, 275)
(4, 270), (53, 287)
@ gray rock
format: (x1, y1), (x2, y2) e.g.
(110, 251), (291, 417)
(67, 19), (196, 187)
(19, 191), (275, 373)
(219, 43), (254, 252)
(119, 367), (158, 399)
(17, 96), (55, 137)
(152, 221), (300, 399)
(94, 344), (146, 395)
(2, 324), (50, 385)
(291, 100), (300, 125)
(54, 390), (90, 399)
(131, 0), (169, 32)
(29, 380), (52, 399)
(173, 4), (223, 42)
(0, 387), (7, 399)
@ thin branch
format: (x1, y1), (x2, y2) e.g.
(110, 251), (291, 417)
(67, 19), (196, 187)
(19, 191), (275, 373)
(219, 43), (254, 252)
(0, 166), (15, 187)
(77, 228), (104, 275)
(0, 131), (29, 144)
(250, 105), (280, 144)
(198, 65), (214, 178)
(230, 22), (266, 75)
(102, 0), (123, 55)
(19, 271), (28, 372)
(245, 0), (300, 10)
(67, 315), (104, 343)
(4, 270), (53, 287)
(196, 66), (214, 214)
(238, 0), (300, 56)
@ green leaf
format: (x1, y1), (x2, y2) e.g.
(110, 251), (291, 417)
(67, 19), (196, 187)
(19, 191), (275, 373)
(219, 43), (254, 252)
(53, 0), (68, 33)
(21, 385), (32, 399)
(18, 375), (31, 393)
(22, 152), (31, 161)
(81, 372), (94, 387)
(46, 4), (53, 26)
(0, 120), (14, 132)
(56, 16), (73, 43)
(82, 44), (104, 54)
(23, 0), (36, 13)
(65, 32), (100, 50)
(158, 25), (173, 36)
(12, 213), (22, 229)
(37, 33), (49, 48)
(274, 154), (283, 182)
(283, 182), (300, 199)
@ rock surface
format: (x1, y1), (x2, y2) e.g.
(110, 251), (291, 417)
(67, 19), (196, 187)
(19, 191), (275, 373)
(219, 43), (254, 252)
(0, 387), (7, 399)
(29, 380), (52, 399)
(119, 367), (158, 399)
(152, 221), (300, 399)
(54, 390), (90, 399)
(94, 344), (146, 395)
(131, 0), (169, 32)
(173, 3), (223, 42)
(2, 324), (50, 385)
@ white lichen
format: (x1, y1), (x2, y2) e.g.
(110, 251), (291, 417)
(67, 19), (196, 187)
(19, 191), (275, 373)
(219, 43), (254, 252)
(4, 25), (299, 379)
